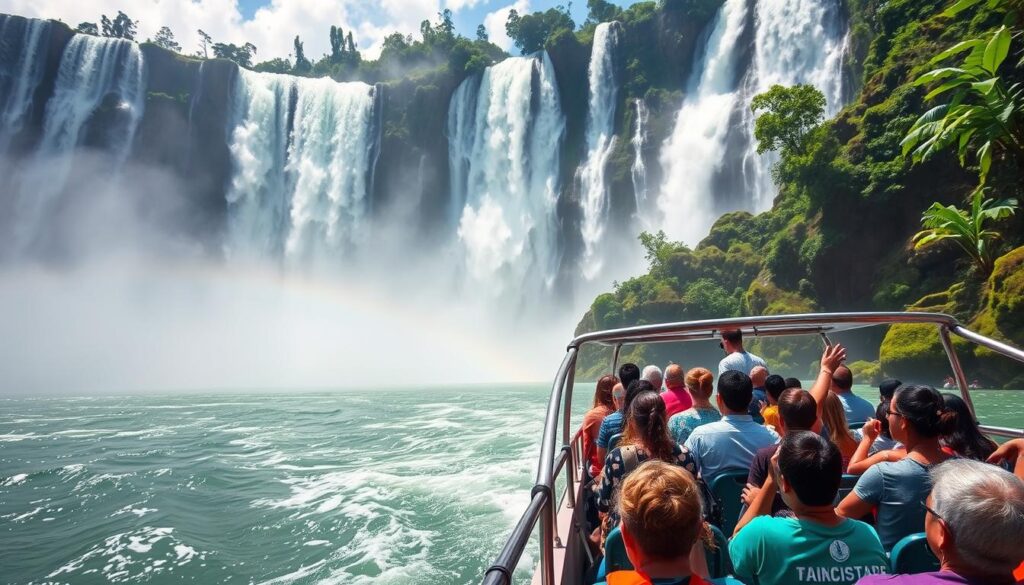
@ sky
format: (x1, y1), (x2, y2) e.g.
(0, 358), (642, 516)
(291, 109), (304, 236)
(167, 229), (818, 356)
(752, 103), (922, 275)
(0, 0), (637, 60)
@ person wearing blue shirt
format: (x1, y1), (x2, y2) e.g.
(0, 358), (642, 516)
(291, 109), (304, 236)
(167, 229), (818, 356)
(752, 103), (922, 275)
(832, 366), (875, 424)
(684, 371), (778, 487)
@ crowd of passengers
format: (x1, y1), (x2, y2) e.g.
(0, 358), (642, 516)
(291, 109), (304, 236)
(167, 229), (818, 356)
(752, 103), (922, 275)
(579, 329), (1024, 585)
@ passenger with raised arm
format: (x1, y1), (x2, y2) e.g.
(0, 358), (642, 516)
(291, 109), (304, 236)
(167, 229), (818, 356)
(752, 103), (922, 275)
(583, 375), (620, 479)
(594, 460), (742, 585)
(940, 393), (997, 461)
(661, 363), (693, 418)
(642, 365), (663, 391)
(683, 370), (778, 486)
(717, 329), (766, 376)
(668, 368), (719, 445)
(856, 459), (1024, 585)
(836, 384), (957, 550)
(598, 390), (697, 530)
(731, 432), (889, 585)
(832, 365), (875, 424)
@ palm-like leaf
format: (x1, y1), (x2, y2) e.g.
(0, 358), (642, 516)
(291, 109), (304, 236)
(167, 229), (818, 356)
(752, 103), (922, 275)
(914, 189), (1018, 275)
(902, 26), (1024, 183)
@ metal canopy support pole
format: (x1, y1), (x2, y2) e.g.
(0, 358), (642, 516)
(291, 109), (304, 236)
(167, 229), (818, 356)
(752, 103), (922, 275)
(537, 348), (575, 585)
(939, 326), (975, 417)
(563, 355), (577, 511)
(610, 344), (622, 374)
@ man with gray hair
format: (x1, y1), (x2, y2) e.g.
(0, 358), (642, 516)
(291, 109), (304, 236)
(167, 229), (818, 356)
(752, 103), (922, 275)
(642, 364), (663, 391)
(856, 458), (1024, 584)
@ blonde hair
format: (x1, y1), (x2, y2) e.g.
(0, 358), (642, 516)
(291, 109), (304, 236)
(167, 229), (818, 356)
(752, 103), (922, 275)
(685, 367), (713, 399)
(618, 460), (704, 560)
(822, 391), (858, 454)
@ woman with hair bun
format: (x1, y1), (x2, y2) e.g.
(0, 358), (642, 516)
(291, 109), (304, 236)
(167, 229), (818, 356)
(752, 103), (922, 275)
(595, 460), (741, 585)
(668, 368), (720, 445)
(598, 390), (698, 530)
(940, 393), (997, 462)
(837, 384), (957, 550)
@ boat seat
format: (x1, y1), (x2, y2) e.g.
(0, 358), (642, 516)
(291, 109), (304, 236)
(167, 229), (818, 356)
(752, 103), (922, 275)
(594, 526), (632, 580)
(608, 433), (622, 451)
(593, 524), (733, 582)
(834, 474), (860, 506)
(704, 523), (732, 578)
(709, 470), (748, 536)
(891, 533), (939, 573)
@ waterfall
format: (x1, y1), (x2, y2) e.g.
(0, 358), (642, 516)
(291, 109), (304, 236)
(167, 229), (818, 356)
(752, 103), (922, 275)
(658, 0), (848, 245)
(0, 16), (50, 152)
(225, 70), (379, 266)
(13, 33), (145, 252)
(631, 98), (649, 219)
(578, 22), (621, 281)
(447, 53), (566, 297)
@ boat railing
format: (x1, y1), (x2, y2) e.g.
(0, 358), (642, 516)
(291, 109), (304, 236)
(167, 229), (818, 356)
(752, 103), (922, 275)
(481, 312), (1024, 585)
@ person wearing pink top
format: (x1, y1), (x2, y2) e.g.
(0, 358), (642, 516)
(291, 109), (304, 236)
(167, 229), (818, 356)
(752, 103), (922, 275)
(660, 363), (693, 418)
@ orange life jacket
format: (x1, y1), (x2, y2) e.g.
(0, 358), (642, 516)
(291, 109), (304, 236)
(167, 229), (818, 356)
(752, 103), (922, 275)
(606, 570), (711, 585)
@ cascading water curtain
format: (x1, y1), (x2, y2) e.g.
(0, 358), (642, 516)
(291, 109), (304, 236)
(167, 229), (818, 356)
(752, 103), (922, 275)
(578, 21), (621, 281)
(225, 70), (378, 267)
(446, 53), (566, 298)
(13, 33), (145, 253)
(658, 0), (848, 246)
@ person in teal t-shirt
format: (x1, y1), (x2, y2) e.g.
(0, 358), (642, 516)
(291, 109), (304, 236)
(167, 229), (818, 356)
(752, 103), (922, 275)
(730, 432), (889, 585)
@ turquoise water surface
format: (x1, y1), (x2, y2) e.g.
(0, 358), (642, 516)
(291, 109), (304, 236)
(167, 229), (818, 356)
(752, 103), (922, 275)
(1, 385), (1021, 584)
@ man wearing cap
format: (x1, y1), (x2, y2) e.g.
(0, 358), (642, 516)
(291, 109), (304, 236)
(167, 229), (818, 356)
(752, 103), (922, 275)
(878, 378), (901, 407)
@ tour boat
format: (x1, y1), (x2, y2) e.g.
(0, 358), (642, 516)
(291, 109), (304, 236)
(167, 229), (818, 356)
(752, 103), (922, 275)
(481, 312), (1024, 585)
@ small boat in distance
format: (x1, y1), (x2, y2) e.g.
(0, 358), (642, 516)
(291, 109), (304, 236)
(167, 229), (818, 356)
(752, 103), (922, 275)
(481, 312), (1024, 585)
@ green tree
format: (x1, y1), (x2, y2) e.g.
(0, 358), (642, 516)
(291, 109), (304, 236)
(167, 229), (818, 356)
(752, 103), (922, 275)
(330, 25), (345, 61)
(213, 42), (257, 68)
(751, 84), (827, 156)
(901, 26), (1024, 182)
(913, 189), (1018, 276)
(100, 11), (137, 40)
(586, 0), (622, 25)
(346, 31), (356, 54)
(253, 58), (292, 74)
(75, 22), (98, 36)
(476, 24), (489, 42)
(197, 29), (212, 58)
(506, 6), (575, 55)
(152, 26), (181, 52)
(639, 230), (687, 275)
(293, 35), (311, 73)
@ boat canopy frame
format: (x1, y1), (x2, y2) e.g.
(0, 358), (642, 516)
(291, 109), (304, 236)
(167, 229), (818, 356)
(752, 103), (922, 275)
(481, 311), (1024, 585)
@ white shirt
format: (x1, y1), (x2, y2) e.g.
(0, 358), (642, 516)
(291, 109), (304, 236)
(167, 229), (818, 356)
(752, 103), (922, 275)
(718, 350), (767, 376)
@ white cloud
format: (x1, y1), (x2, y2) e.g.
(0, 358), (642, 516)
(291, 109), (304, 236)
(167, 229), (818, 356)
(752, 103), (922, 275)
(445, 0), (484, 10)
(0, 0), (457, 61)
(483, 0), (528, 52)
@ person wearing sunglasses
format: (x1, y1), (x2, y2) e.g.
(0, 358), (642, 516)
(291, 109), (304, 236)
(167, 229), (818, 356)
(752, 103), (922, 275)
(837, 384), (957, 550)
(855, 458), (1024, 584)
